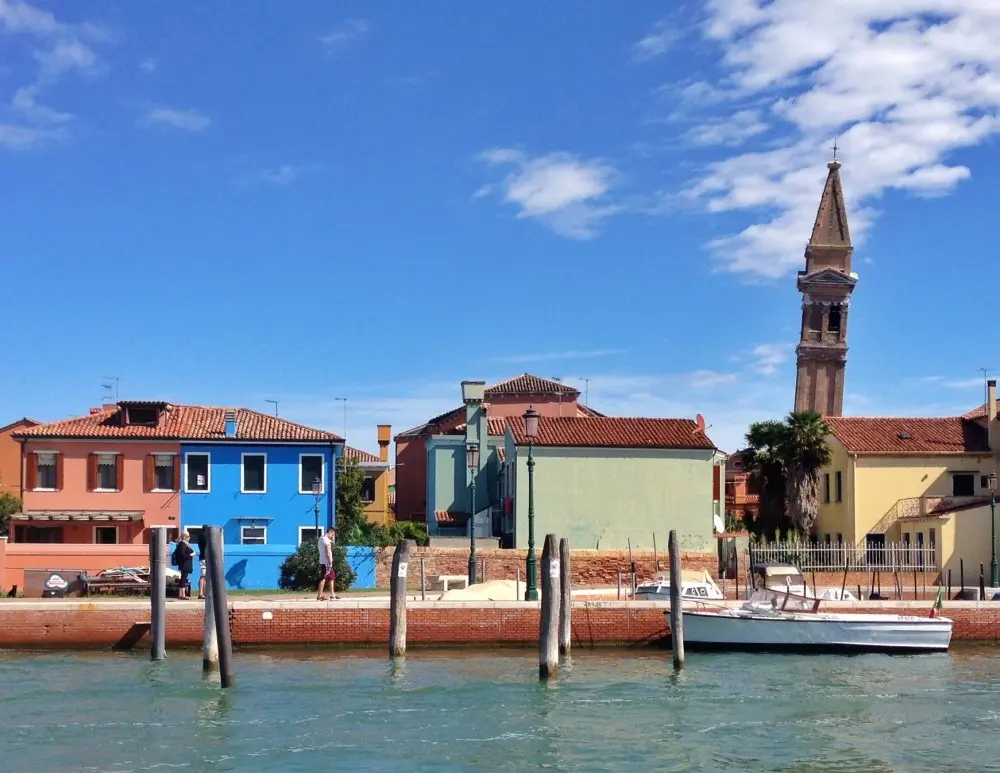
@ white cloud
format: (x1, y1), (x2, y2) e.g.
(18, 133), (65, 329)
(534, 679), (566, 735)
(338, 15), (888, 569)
(748, 342), (792, 375)
(688, 109), (768, 146)
(0, 122), (64, 149)
(685, 1), (1000, 278)
(320, 18), (370, 55)
(139, 58), (156, 73)
(475, 148), (621, 239)
(633, 20), (679, 62)
(492, 349), (626, 364)
(142, 105), (210, 132)
(942, 377), (987, 389)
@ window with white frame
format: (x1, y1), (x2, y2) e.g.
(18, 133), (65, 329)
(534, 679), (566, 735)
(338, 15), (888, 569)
(186, 453), (210, 492)
(154, 454), (175, 490)
(242, 454), (266, 493)
(300, 455), (324, 493)
(362, 475), (376, 503)
(97, 453), (118, 490)
(36, 452), (57, 489)
(241, 525), (267, 545)
(95, 526), (117, 545)
(299, 526), (322, 545)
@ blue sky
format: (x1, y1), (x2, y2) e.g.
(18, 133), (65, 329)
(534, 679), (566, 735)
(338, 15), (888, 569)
(3, 1), (1000, 455)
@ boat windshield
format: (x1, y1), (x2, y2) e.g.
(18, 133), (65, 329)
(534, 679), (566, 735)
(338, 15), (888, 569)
(747, 588), (820, 613)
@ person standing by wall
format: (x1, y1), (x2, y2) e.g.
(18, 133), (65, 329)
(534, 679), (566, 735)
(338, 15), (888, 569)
(197, 530), (208, 600)
(173, 531), (195, 600)
(316, 527), (338, 601)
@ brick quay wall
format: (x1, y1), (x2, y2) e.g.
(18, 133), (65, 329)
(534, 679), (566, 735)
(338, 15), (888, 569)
(1, 599), (998, 649)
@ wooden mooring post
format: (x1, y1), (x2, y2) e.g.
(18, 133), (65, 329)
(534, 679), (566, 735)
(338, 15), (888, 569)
(389, 540), (411, 657)
(149, 526), (166, 661)
(206, 526), (235, 688)
(559, 538), (571, 656)
(202, 525), (219, 672)
(539, 534), (560, 680)
(668, 530), (685, 670)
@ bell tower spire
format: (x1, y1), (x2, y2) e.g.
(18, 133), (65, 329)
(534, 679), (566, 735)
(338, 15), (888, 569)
(793, 157), (858, 417)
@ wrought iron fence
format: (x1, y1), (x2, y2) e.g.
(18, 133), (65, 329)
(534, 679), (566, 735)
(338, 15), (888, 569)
(748, 540), (938, 572)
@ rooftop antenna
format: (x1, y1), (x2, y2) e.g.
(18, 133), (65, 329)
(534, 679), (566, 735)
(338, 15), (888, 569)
(265, 399), (279, 416)
(101, 375), (120, 403)
(980, 369), (992, 404)
(333, 396), (347, 439)
(551, 376), (563, 417)
(579, 377), (590, 409)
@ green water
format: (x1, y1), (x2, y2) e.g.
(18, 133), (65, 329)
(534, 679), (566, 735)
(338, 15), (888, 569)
(2, 646), (1000, 772)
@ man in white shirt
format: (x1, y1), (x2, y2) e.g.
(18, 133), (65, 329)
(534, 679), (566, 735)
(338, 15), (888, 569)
(316, 527), (338, 601)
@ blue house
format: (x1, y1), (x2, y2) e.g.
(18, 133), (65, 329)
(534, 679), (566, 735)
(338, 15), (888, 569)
(179, 408), (344, 589)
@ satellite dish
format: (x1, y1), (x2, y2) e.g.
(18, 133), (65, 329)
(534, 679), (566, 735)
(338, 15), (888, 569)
(694, 413), (706, 433)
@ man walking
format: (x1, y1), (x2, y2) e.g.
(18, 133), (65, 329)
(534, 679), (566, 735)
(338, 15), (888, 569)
(316, 526), (338, 601)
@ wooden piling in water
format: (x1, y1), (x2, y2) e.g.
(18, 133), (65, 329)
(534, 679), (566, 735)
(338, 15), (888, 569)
(539, 534), (560, 680)
(419, 558), (427, 601)
(149, 526), (166, 661)
(207, 526), (235, 688)
(389, 541), (411, 657)
(668, 530), (685, 670)
(558, 537), (571, 656)
(202, 525), (219, 672)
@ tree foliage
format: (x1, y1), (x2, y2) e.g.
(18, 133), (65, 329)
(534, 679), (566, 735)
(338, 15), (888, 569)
(278, 541), (354, 592)
(742, 411), (832, 538)
(335, 457), (428, 547)
(0, 492), (21, 538)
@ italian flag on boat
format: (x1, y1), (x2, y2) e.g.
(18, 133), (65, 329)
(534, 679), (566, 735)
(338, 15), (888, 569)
(930, 586), (944, 618)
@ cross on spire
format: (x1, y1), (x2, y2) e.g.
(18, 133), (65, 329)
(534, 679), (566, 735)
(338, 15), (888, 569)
(831, 138), (839, 160)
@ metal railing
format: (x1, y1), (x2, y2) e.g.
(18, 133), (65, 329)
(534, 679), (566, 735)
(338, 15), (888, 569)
(748, 540), (938, 572)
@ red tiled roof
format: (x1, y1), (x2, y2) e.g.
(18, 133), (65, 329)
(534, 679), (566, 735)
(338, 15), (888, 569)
(825, 417), (988, 455)
(963, 403), (990, 420)
(449, 417), (510, 437)
(435, 510), (469, 525)
(344, 446), (384, 464)
(15, 404), (343, 442)
(0, 417), (39, 434)
(507, 417), (715, 449)
(486, 374), (579, 397)
(577, 404), (604, 418)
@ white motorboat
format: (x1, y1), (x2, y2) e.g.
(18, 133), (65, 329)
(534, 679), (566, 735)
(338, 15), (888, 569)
(748, 562), (858, 601)
(676, 587), (953, 654)
(635, 569), (724, 601)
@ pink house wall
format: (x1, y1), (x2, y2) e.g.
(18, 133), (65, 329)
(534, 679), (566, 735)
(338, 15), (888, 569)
(0, 538), (151, 591)
(21, 440), (181, 543)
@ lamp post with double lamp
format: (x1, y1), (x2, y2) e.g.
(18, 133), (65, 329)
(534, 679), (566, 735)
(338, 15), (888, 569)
(990, 472), (998, 588)
(523, 407), (540, 601)
(467, 442), (480, 585)
(312, 476), (322, 535)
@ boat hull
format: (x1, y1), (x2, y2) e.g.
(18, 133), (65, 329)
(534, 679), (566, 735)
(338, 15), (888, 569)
(680, 611), (953, 654)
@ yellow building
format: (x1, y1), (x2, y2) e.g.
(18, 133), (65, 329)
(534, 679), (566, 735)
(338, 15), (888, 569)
(816, 385), (1000, 577)
(344, 424), (393, 526)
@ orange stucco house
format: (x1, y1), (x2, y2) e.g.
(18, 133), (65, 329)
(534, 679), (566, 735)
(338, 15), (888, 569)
(0, 418), (38, 498)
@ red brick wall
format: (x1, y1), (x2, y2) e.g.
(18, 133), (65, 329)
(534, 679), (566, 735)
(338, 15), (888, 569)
(374, 548), (719, 589)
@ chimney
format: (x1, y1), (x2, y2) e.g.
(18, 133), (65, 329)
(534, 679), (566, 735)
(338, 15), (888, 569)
(89, 407), (102, 415)
(989, 380), (998, 453)
(224, 410), (237, 438)
(377, 424), (391, 462)
(460, 381), (487, 447)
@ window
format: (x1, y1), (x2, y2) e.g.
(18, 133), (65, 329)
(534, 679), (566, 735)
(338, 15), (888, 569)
(835, 471), (843, 503)
(733, 461), (742, 470)
(94, 526), (117, 545)
(828, 304), (842, 333)
(154, 454), (175, 490)
(952, 473), (975, 497)
(36, 452), (57, 490)
(836, 533), (843, 544)
(300, 455), (324, 494)
(299, 526), (322, 545)
(126, 406), (158, 426)
(824, 534), (831, 544)
(97, 453), (118, 491)
(362, 475), (376, 503)
(186, 453), (210, 492)
(14, 525), (62, 543)
(241, 525), (267, 545)
(982, 475), (991, 489)
(823, 473), (831, 504)
(241, 454), (267, 493)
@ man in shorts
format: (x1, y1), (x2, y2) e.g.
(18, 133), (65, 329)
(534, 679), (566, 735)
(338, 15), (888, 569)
(317, 526), (338, 600)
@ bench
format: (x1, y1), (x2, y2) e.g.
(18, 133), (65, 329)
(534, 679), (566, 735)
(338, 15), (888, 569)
(430, 574), (469, 592)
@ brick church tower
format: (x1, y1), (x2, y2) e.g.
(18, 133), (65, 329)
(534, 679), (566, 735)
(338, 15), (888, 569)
(793, 158), (857, 416)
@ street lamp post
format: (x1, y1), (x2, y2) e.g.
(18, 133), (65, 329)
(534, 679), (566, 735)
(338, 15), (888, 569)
(467, 442), (480, 585)
(312, 476), (322, 535)
(523, 407), (540, 601)
(990, 472), (998, 588)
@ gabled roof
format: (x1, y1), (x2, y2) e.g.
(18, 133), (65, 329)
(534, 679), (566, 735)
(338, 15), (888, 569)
(344, 446), (385, 465)
(15, 404), (343, 442)
(825, 417), (988, 455)
(486, 374), (579, 397)
(507, 417), (715, 450)
(809, 160), (851, 249)
(963, 402), (990, 420)
(0, 417), (39, 434)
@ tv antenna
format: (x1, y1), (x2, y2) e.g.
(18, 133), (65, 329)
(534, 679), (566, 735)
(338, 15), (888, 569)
(265, 399), (279, 416)
(333, 397), (348, 439)
(101, 375), (120, 403)
(578, 377), (590, 408)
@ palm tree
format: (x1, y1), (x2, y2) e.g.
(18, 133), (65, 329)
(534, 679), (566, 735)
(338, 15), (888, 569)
(742, 411), (832, 538)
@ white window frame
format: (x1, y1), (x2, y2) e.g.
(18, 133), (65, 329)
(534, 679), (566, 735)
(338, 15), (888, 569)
(152, 452), (177, 493)
(240, 524), (267, 545)
(240, 452), (268, 494)
(93, 525), (118, 544)
(33, 450), (58, 491)
(299, 453), (325, 495)
(184, 452), (212, 494)
(94, 451), (120, 493)
(299, 526), (323, 545)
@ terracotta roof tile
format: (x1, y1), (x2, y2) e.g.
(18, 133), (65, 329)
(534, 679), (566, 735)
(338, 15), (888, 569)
(963, 403), (990, 420)
(15, 404), (343, 442)
(344, 446), (384, 464)
(435, 510), (469, 525)
(507, 416), (715, 449)
(825, 417), (988, 455)
(485, 373), (580, 396)
(448, 417), (510, 437)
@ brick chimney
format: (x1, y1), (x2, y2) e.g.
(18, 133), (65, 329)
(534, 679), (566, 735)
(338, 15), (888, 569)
(377, 424), (391, 462)
(989, 380), (999, 453)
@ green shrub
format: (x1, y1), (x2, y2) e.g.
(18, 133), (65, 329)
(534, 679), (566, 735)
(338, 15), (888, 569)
(278, 542), (354, 592)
